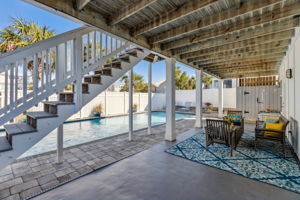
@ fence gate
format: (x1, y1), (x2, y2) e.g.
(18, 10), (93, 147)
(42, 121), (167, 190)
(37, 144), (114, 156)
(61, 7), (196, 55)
(236, 76), (281, 120)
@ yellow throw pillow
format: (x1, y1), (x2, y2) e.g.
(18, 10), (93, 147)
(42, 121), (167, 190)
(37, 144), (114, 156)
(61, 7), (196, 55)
(266, 117), (280, 121)
(265, 123), (285, 136)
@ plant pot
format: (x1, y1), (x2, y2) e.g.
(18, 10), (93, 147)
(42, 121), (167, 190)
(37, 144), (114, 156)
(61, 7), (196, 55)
(93, 112), (101, 117)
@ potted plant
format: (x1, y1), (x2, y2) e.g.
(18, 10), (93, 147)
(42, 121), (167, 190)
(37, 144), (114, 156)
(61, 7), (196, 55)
(133, 104), (138, 112)
(204, 102), (212, 112)
(91, 104), (102, 117)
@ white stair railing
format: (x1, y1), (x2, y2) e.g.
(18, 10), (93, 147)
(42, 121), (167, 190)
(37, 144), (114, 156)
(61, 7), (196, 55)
(0, 26), (130, 126)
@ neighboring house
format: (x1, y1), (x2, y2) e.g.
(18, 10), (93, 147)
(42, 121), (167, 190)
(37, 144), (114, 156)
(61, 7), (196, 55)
(153, 81), (166, 93)
(106, 81), (124, 92)
(209, 78), (236, 89)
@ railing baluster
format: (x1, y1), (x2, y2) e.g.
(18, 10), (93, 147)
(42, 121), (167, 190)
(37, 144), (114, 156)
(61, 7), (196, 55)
(105, 34), (108, 56)
(93, 31), (96, 64)
(15, 62), (18, 103)
(4, 66), (8, 111)
(71, 40), (75, 76)
(23, 58), (27, 104)
(55, 46), (59, 86)
(33, 53), (38, 97)
(45, 49), (49, 88)
(100, 32), (102, 58)
(64, 42), (68, 79)
(40, 51), (44, 90)
(9, 64), (14, 111)
(87, 33), (90, 66)
(110, 36), (112, 53)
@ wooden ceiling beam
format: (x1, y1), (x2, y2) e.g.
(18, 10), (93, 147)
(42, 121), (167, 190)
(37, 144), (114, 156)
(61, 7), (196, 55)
(220, 70), (278, 79)
(75, 0), (91, 10)
(196, 53), (283, 65)
(173, 29), (294, 55)
(149, 0), (284, 44)
(210, 66), (276, 73)
(201, 60), (281, 68)
(110, 0), (157, 25)
(205, 62), (279, 70)
(161, 4), (300, 50)
(197, 55), (283, 67)
(132, 0), (219, 36)
(180, 40), (290, 59)
(188, 46), (287, 63)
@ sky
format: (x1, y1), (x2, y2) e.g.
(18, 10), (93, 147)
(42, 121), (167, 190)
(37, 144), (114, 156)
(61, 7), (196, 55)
(0, 0), (196, 83)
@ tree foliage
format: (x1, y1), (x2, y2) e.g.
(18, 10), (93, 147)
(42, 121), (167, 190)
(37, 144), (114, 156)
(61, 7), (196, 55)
(0, 18), (55, 53)
(175, 66), (196, 90)
(120, 72), (155, 93)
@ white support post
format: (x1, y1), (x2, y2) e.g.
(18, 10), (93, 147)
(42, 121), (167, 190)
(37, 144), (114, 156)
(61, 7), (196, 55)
(148, 62), (152, 135)
(218, 79), (224, 118)
(128, 69), (133, 141)
(74, 37), (83, 112)
(195, 69), (203, 128)
(105, 91), (108, 116)
(57, 124), (63, 164)
(165, 58), (176, 141)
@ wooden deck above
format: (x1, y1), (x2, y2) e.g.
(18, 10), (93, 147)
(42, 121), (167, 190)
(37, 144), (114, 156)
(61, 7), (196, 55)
(26, 0), (300, 78)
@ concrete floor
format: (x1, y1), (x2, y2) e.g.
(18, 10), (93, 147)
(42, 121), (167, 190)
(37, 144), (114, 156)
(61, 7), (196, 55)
(33, 128), (300, 200)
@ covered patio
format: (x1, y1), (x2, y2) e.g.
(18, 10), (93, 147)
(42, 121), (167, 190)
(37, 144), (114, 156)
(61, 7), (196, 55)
(1, 0), (300, 199)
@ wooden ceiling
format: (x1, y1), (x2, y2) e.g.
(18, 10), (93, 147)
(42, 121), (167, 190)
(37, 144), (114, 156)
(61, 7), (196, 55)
(27, 0), (300, 78)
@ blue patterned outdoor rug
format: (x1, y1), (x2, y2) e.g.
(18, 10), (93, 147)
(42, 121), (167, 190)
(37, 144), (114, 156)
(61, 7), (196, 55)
(165, 130), (300, 194)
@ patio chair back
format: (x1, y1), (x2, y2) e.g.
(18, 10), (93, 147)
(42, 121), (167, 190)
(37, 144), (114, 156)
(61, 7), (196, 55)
(205, 119), (232, 146)
(227, 110), (243, 117)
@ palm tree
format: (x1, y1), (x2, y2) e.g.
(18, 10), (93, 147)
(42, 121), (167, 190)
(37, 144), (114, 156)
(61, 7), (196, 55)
(202, 74), (212, 89)
(120, 73), (149, 92)
(175, 66), (196, 90)
(0, 18), (55, 53)
(0, 18), (55, 80)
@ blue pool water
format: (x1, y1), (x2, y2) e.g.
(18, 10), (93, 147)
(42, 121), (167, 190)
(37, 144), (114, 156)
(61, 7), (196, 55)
(19, 112), (191, 158)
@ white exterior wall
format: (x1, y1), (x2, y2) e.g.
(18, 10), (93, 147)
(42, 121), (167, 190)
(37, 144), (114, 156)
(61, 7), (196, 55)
(279, 27), (300, 158)
(176, 88), (236, 108)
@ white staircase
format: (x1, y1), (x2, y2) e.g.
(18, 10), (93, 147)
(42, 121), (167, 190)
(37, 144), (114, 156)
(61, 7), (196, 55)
(0, 26), (150, 169)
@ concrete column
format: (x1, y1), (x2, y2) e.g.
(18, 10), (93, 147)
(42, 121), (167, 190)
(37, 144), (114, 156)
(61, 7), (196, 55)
(165, 58), (176, 141)
(218, 79), (224, 118)
(128, 69), (133, 141)
(148, 62), (152, 135)
(195, 69), (203, 127)
(57, 124), (63, 163)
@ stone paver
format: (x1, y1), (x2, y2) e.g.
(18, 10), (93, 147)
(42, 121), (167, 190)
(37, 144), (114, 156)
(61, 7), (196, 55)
(0, 118), (196, 199)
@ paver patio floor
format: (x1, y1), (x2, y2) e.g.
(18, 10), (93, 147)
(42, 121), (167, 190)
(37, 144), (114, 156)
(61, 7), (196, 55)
(0, 118), (195, 200)
(33, 127), (300, 200)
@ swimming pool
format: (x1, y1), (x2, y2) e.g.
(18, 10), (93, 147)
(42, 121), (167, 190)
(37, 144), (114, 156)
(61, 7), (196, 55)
(19, 112), (192, 158)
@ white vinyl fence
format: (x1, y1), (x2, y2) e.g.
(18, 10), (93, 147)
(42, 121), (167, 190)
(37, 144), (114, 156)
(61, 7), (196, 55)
(0, 88), (237, 122)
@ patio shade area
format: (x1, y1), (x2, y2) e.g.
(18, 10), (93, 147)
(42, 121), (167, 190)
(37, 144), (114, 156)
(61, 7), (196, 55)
(1, 0), (300, 199)
(32, 128), (300, 200)
(28, 0), (300, 78)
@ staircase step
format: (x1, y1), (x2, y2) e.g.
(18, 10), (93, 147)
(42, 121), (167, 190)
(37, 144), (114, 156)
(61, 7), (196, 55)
(104, 61), (122, 69)
(126, 47), (144, 53)
(84, 75), (102, 84)
(43, 101), (75, 106)
(112, 55), (130, 63)
(59, 92), (74, 102)
(100, 68), (112, 76)
(120, 51), (137, 57)
(4, 123), (37, 144)
(26, 111), (58, 119)
(82, 83), (89, 93)
(0, 136), (12, 152)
